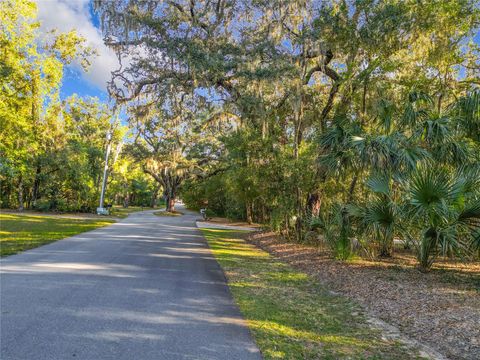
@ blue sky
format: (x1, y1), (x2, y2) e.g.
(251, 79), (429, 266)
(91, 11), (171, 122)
(61, 68), (107, 101)
(59, 1), (106, 100)
(36, 0), (117, 102)
(60, 1), (107, 101)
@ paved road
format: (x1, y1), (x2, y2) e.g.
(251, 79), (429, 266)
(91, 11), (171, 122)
(0, 207), (261, 360)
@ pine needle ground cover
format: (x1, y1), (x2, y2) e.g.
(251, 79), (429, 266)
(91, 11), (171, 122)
(0, 213), (114, 256)
(200, 228), (424, 360)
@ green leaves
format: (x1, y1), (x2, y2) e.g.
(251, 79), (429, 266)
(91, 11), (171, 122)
(410, 168), (451, 206)
(458, 200), (480, 229)
(366, 174), (390, 196)
(403, 165), (480, 269)
(453, 90), (480, 142)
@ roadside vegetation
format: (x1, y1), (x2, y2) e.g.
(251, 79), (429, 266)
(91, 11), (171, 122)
(98, 0), (480, 272)
(248, 231), (479, 359)
(154, 210), (184, 217)
(3, 0), (479, 270)
(201, 228), (425, 359)
(0, 0), (164, 215)
(0, 213), (114, 256)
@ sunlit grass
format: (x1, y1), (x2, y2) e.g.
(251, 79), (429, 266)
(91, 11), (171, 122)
(201, 229), (424, 359)
(0, 213), (114, 256)
(154, 210), (184, 217)
(111, 205), (148, 218)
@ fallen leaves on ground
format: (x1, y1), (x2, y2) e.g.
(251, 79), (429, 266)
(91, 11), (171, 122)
(247, 231), (480, 360)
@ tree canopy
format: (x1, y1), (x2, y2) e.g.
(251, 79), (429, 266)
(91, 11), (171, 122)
(0, 0), (159, 213)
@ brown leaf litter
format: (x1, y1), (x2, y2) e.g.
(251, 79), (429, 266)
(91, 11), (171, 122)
(246, 231), (480, 360)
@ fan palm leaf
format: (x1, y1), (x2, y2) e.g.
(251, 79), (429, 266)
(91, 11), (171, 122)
(349, 198), (396, 257)
(408, 166), (460, 220)
(452, 90), (480, 141)
(366, 174), (390, 196)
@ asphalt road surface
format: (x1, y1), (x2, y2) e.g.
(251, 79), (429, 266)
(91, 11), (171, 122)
(0, 207), (261, 360)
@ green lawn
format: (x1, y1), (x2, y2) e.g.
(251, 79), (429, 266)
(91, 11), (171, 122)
(200, 229), (423, 360)
(0, 213), (114, 256)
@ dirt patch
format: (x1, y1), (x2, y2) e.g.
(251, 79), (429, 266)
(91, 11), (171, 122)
(246, 231), (480, 360)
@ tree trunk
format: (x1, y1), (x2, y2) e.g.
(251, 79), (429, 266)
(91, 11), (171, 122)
(122, 181), (129, 207)
(31, 164), (42, 208)
(347, 175), (359, 203)
(143, 167), (182, 213)
(379, 242), (393, 257)
(246, 201), (253, 224)
(150, 186), (160, 208)
(306, 192), (321, 217)
(166, 196), (175, 212)
(17, 176), (24, 212)
(123, 192), (130, 208)
(164, 182), (177, 212)
(295, 216), (303, 242)
(293, 89), (304, 242)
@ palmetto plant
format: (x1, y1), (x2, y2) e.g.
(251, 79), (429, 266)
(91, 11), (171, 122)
(403, 165), (480, 270)
(318, 203), (354, 260)
(453, 90), (480, 142)
(323, 90), (480, 267)
(349, 175), (397, 257)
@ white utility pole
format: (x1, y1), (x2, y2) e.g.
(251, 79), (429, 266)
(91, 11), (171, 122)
(97, 132), (112, 215)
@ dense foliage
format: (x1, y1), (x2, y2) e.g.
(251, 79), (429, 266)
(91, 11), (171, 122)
(94, 0), (480, 270)
(0, 0), (159, 212)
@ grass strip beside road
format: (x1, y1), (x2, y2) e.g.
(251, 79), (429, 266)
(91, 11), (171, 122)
(200, 228), (423, 360)
(111, 206), (148, 218)
(154, 210), (184, 217)
(0, 213), (114, 256)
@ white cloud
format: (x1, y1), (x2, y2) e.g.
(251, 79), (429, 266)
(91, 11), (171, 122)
(35, 0), (119, 91)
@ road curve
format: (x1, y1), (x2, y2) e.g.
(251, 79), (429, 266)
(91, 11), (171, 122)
(0, 207), (261, 360)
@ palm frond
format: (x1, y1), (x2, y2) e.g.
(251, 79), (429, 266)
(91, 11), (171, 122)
(455, 165), (480, 197)
(366, 174), (390, 195)
(352, 134), (397, 169)
(458, 200), (480, 229)
(364, 201), (395, 230)
(452, 90), (480, 141)
(430, 140), (470, 165)
(400, 91), (433, 129)
(471, 229), (480, 252)
(420, 117), (453, 145)
(409, 166), (455, 222)
(396, 141), (430, 171)
(375, 98), (395, 133)
(408, 91), (434, 105)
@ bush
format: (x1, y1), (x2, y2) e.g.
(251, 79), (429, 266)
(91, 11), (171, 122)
(33, 199), (52, 212)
